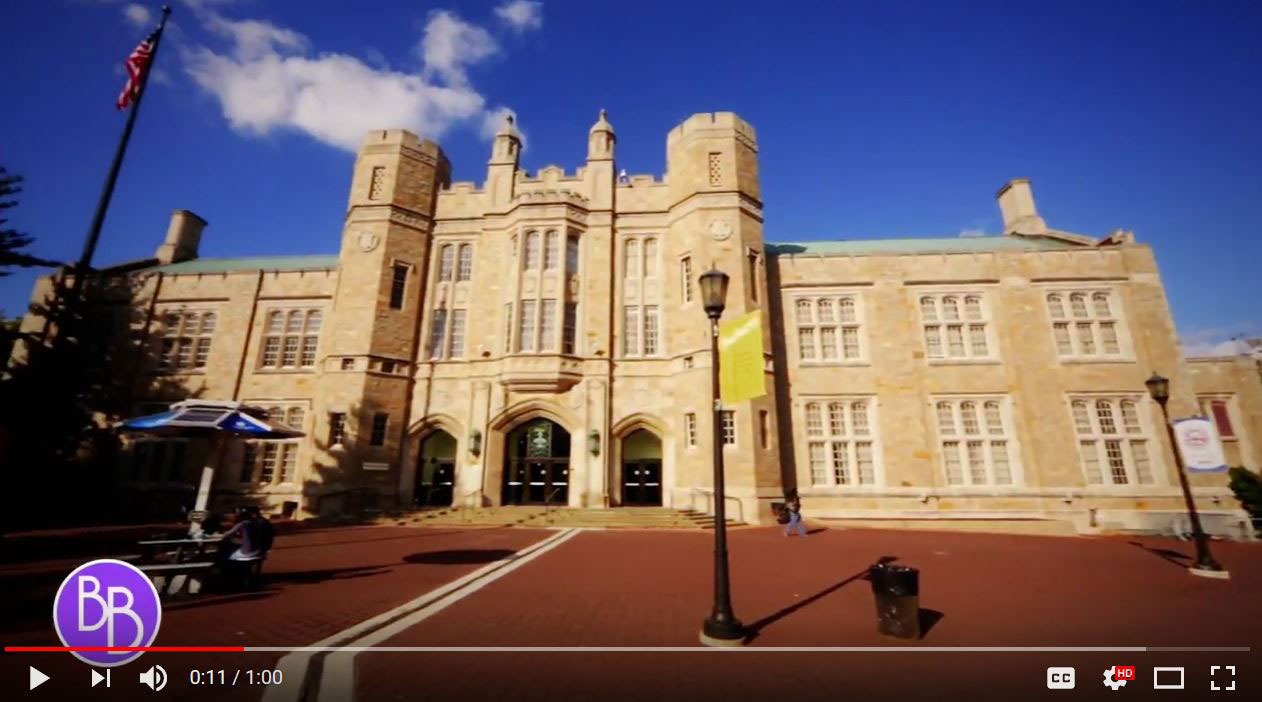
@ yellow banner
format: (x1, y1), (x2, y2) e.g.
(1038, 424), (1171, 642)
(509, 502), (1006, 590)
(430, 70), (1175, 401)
(719, 310), (766, 405)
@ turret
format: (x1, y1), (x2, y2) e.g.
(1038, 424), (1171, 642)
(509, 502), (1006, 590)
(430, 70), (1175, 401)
(584, 109), (616, 208)
(996, 178), (1048, 236)
(587, 108), (615, 161)
(486, 114), (521, 207)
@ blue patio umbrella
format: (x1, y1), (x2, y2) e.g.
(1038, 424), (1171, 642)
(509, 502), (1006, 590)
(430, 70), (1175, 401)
(117, 401), (304, 533)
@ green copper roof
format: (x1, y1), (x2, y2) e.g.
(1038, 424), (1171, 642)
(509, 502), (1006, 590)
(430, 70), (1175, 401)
(767, 236), (1080, 256)
(148, 255), (340, 274)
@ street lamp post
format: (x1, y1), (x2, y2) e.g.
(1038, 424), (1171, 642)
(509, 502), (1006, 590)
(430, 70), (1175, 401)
(1144, 373), (1229, 579)
(698, 267), (746, 646)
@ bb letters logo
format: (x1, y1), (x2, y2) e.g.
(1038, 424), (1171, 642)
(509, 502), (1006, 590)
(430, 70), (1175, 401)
(1047, 667), (1076, 690)
(53, 559), (162, 666)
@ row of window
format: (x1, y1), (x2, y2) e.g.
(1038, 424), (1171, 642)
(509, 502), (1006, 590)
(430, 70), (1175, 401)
(792, 289), (1130, 364)
(785, 395), (1171, 489)
(511, 231), (580, 273)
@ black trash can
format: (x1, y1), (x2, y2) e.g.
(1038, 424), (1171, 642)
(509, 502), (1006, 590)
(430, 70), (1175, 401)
(869, 563), (920, 639)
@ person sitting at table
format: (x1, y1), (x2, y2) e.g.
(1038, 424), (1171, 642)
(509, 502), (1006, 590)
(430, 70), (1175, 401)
(217, 507), (275, 589)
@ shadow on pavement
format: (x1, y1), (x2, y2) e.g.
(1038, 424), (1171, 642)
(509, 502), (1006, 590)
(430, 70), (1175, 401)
(744, 556), (900, 643)
(1127, 540), (1193, 569)
(918, 608), (945, 638)
(404, 549), (518, 565)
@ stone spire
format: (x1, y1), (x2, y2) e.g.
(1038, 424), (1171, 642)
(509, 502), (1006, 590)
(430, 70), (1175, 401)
(587, 108), (615, 161)
(490, 113), (522, 166)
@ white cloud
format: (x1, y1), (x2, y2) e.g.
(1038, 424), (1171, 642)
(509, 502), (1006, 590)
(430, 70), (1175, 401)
(495, 1), (543, 32)
(1180, 326), (1258, 357)
(183, 8), (526, 152)
(420, 10), (498, 86)
(122, 3), (151, 28)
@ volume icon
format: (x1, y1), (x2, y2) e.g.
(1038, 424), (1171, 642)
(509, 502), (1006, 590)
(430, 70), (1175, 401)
(139, 665), (167, 691)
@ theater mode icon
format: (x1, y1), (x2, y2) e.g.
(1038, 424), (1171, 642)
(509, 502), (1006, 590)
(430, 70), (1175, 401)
(1046, 667), (1076, 689)
(52, 559), (162, 666)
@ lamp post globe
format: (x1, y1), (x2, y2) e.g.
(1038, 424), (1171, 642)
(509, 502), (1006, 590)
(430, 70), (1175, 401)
(699, 268), (730, 319)
(698, 266), (744, 646)
(1145, 373), (1170, 404)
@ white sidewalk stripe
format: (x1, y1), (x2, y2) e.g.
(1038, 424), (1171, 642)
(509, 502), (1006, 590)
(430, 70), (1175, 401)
(261, 528), (579, 702)
(316, 527), (583, 702)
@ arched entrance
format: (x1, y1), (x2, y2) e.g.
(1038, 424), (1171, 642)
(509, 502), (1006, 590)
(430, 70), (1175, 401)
(621, 429), (663, 506)
(503, 419), (571, 505)
(416, 430), (457, 507)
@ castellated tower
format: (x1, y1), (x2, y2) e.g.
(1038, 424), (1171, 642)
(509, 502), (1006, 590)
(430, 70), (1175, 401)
(662, 112), (781, 517)
(313, 130), (450, 503)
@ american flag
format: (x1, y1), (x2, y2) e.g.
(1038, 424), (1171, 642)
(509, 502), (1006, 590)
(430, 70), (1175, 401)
(116, 29), (160, 110)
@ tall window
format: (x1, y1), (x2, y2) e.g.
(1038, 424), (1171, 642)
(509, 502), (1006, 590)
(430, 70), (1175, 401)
(328, 412), (346, 447)
(795, 295), (863, 362)
(389, 263), (408, 309)
(457, 244), (473, 281)
(759, 410), (770, 450)
(503, 303), (514, 353)
(370, 413), (389, 446)
(721, 410), (736, 446)
(621, 235), (662, 357)
(680, 256), (693, 304)
(805, 399), (876, 486)
(623, 306), (639, 356)
(518, 300), (537, 352)
(159, 309), (217, 371)
(368, 166), (385, 200)
(643, 237), (657, 276)
(448, 310), (467, 358)
(920, 293), (992, 360)
(1198, 395), (1241, 465)
(544, 231), (560, 270)
(566, 235), (580, 274)
(748, 251), (759, 302)
(438, 245), (454, 281)
(934, 397), (1017, 486)
(539, 300), (557, 352)
(1071, 397), (1155, 485)
(684, 413), (697, 447)
(1047, 290), (1124, 358)
(562, 302), (577, 354)
(242, 404), (304, 484)
(524, 231), (541, 270)
(259, 308), (321, 369)
(624, 239), (639, 278)
(428, 309), (447, 359)
(643, 306), (659, 355)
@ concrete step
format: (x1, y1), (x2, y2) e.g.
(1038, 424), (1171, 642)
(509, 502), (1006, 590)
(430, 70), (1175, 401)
(383, 506), (741, 530)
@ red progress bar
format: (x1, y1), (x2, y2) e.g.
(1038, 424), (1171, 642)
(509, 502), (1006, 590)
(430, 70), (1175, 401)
(6, 646), (245, 652)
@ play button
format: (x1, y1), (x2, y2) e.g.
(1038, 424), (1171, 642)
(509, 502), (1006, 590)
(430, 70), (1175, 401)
(29, 666), (50, 690)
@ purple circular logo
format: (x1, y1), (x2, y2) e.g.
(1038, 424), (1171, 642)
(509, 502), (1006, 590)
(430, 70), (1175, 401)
(53, 559), (162, 666)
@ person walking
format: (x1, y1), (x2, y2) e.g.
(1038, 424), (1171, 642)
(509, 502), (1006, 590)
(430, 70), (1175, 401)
(783, 491), (807, 537)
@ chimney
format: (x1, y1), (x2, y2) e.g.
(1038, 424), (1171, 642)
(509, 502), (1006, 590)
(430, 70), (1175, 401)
(155, 209), (206, 264)
(996, 178), (1047, 235)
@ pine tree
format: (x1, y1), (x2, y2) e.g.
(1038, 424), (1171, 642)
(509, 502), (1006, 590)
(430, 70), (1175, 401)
(0, 167), (36, 276)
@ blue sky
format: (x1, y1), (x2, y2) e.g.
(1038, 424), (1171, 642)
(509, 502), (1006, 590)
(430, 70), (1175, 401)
(1, 0), (1259, 353)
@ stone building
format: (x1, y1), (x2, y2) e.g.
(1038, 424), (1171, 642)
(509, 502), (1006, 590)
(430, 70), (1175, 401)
(12, 111), (1261, 534)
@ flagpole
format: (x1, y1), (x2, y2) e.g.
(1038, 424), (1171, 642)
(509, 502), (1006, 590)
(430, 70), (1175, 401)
(68, 5), (172, 295)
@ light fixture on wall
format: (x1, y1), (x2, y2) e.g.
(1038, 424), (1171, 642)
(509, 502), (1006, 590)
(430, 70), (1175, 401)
(469, 429), (482, 457)
(588, 429), (600, 457)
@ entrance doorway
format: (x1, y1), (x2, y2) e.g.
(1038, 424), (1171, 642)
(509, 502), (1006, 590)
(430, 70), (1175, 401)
(503, 419), (571, 505)
(416, 430), (457, 507)
(621, 429), (662, 506)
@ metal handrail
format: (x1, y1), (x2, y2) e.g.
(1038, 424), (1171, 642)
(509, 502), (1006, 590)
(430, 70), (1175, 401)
(687, 487), (744, 523)
(543, 486), (564, 524)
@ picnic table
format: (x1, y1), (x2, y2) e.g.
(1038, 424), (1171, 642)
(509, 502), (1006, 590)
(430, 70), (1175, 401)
(137, 536), (223, 564)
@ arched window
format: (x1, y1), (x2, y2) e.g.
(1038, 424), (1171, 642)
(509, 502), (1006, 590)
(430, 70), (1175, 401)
(438, 245), (454, 281)
(1092, 292), (1111, 317)
(457, 244), (473, 281)
(524, 232), (541, 269)
(805, 403), (822, 436)
(1047, 293), (1065, 319)
(942, 296), (960, 321)
(920, 296), (937, 321)
(544, 231), (559, 270)
(624, 239), (639, 278)
(1070, 294), (1088, 318)
(566, 235), (579, 273)
(643, 238), (657, 275)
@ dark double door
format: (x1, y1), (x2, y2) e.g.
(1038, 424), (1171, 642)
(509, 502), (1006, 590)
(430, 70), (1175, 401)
(503, 459), (570, 505)
(503, 419), (571, 506)
(416, 459), (455, 507)
(622, 460), (662, 506)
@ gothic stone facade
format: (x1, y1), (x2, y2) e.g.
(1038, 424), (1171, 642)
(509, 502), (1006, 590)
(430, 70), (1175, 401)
(15, 111), (1261, 533)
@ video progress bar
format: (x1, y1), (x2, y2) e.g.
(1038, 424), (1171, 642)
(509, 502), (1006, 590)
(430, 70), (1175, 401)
(243, 646), (1252, 653)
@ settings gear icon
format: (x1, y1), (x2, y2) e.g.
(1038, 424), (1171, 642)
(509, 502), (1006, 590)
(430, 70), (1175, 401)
(1103, 666), (1128, 690)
